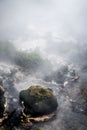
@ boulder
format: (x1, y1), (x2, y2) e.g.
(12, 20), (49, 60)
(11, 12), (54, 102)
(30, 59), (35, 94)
(0, 85), (5, 118)
(19, 85), (58, 116)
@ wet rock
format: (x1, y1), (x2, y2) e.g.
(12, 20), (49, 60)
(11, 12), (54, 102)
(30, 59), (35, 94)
(0, 86), (6, 118)
(79, 86), (87, 113)
(80, 85), (87, 97)
(65, 75), (87, 114)
(44, 71), (65, 84)
(20, 112), (33, 129)
(29, 112), (56, 122)
(19, 85), (58, 116)
(0, 76), (3, 86)
(44, 65), (69, 84)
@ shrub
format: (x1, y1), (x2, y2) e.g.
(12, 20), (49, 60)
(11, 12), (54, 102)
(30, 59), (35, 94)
(15, 50), (44, 71)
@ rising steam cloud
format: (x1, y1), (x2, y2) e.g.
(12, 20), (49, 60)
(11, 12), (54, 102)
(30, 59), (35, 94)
(0, 0), (87, 66)
(0, 1), (87, 130)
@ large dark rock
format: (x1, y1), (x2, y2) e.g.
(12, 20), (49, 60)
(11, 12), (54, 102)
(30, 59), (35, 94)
(0, 85), (5, 118)
(19, 85), (58, 116)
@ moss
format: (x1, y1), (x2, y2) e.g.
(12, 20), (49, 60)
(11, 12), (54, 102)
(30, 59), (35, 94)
(28, 85), (53, 98)
(35, 128), (41, 130)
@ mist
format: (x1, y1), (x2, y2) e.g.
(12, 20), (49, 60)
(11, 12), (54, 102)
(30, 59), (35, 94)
(0, 1), (87, 130)
(0, 0), (87, 74)
(0, 1), (87, 43)
(0, 0), (87, 68)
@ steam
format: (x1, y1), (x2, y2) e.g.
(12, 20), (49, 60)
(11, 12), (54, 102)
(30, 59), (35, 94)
(0, 0), (87, 68)
(0, 0), (87, 39)
(0, 1), (87, 129)
(0, 0), (87, 71)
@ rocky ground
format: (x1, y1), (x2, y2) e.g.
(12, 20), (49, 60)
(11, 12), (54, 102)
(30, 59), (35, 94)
(0, 62), (87, 130)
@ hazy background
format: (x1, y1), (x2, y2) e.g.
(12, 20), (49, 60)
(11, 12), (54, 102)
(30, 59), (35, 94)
(0, 0), (87, 65)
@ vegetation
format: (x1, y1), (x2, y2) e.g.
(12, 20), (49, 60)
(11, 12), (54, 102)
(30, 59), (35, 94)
(28, 85), (53, 98)
(0, 41), (47, 72)
(15, 50), (44, 70)
(35, 128), (41, 130)
(19, 85), (53, 104)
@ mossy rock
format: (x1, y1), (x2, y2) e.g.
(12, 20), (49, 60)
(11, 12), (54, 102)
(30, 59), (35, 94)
(19, 85), (58, 116)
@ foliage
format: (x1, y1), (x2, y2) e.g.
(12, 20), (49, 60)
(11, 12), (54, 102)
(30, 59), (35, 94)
(15, 50), (44, 70)
(0, 41), (51, 72)
(35, 128), (41, 130)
